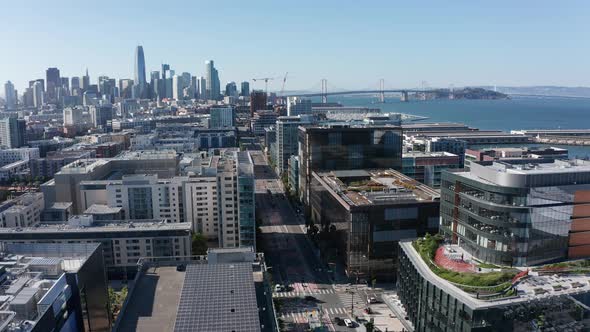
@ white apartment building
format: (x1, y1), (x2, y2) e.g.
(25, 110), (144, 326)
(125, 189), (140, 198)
(76, 149), (255, 249)
(0, 148), (40, 166)
(0, 192), (44, 228)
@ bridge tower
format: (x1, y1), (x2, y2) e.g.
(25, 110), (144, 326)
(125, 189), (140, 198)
(379, 79), (385, 103)
(321, 79), (328, 104)
(400, 91), (409, 102)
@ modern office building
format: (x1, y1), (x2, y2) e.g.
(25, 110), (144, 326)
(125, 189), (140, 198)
(0, 217), (191, 278)
(241, 81), (250, 97)
(210, 106), (235, 128)
(298, 124), (403, 205)
(134, 45), (147, 99)
(309, 169), (440, 280)
(440, 158), (590, 266)
(45, 67), (61, 103)
(4, 81), (16, 110)
(32, 80), (44, 108)
(288, 155), (299, 195)
(225, 81), (238, 97)
(205, 60), (220, 100)
(90, 104), (113, 128)
(0, 116), (26, 148)
(0, 242), (111, 332)
(275, 115), (311, 174)
(402, 151), (462, 188)
(398, 239), (590, 332)
(0, 192), (44, 228)
(250, 90), (267, 116)
(287, 97), (312, 116)
(251, 110), (278, 135)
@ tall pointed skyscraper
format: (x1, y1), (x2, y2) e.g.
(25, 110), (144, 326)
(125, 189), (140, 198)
(135, 45), (147, 98)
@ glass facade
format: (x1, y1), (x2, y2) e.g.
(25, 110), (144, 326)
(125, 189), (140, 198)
(299, 126), (402, 205)
(440, 161), (590, 266)
(309, 172), (439, 281)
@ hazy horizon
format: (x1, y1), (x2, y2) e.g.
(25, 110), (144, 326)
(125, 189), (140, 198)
(2, 0), (590, 93)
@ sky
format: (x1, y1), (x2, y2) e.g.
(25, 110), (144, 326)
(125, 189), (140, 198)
(1, 0), (590, 94)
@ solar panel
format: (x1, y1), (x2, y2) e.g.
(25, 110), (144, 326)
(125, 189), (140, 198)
(174, 263), (261, 332)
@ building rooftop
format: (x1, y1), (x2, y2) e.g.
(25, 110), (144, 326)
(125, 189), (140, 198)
(117, 251), (270, 332)
(314, 169), (439, 207)
(403, 151), (459, 158)
(84, 204), (123, 215)
(0, 243), (98, 331)
(455, 159), (590, 188)
(0, 219), (191, 234)
(174, 263), (261, 332)
(401, 239), (590, 310)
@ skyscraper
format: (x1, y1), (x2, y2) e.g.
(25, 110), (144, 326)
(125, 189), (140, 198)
(205, 60), (220, 100)
(33, 81), (44, 108)
(3, 81), (16, 110)
(225, 81), (238, 97)
(0, 116), (26, 148)
(82, 69), (90, 91)
(46, 67), (61, 103)
(161, 64), (170, 79)
(240, 81), (250, 97)
(197, 76), (206, 99)
(134, 45), (147, 99)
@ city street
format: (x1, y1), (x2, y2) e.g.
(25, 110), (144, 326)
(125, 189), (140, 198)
(250, 148), (404, 332)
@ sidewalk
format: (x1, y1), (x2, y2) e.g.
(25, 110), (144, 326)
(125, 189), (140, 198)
(382, 294), (414, 332)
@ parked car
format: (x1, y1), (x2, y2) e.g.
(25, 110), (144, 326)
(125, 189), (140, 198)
(344, 319), (354, 328)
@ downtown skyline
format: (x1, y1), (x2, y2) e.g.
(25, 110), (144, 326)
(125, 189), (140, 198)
(2, 1), (590, 93)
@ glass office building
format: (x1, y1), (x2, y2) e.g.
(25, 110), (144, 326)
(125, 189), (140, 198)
(298, 124), (402, 205)
(441, 159), (590, 266)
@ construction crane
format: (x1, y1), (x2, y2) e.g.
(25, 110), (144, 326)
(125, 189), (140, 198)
(280, 72), (288, 96)
(252, 77), (276, 94)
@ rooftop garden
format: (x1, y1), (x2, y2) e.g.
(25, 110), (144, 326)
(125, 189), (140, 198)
(347, 179), (386, 192)
(413, 234), (518, 297)
(534, 259), (590, 274)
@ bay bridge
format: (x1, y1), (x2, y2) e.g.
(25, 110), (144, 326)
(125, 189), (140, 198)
(281, 79), (439, 103)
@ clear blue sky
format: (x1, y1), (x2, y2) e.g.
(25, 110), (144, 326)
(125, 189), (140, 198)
(1, 0), (590, 93)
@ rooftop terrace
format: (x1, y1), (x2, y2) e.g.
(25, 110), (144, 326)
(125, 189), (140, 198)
(316, 169), (439, 207)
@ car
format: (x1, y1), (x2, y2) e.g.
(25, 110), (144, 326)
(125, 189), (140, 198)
(274, 284), (284, 292)
(368, 296), (379, 304)
(344, 319), (354, 327)
(334, 317), (344, 326)
(176, 264), (186, 272)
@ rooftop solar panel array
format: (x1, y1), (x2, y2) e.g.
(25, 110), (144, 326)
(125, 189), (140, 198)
(174, 263), (261, 332)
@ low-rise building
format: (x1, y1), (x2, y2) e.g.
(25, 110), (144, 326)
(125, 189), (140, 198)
(0, 242), (111, 331)
(402, 151), (462, 188)
(0, 192), (44, 227)
(0, 217), (191, 278)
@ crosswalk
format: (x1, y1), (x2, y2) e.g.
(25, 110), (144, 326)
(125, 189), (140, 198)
(336, 292), (356, 308)
(272, 288), (335, 298)
(279, 307), (348, 319)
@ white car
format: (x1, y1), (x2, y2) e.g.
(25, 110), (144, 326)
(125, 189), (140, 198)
(344, 319), (354, 327)
(274, 284), (284, 292)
